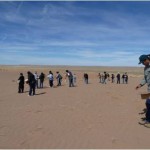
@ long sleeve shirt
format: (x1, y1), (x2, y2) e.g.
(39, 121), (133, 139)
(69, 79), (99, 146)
(140, 64), (150, 92)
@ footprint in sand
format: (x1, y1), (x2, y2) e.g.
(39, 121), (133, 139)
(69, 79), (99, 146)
(20, 139), (27, 146)
(20, 139), (30, 148)
(35, 110), (43, 113)
(111, 137), (118, 144)
(34, 127), (43, 131)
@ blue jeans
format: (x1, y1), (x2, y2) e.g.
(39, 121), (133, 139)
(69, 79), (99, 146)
(146, 99), (150, 122)
(40, 81), (44, 88)
(29, 83), (35, 96)
(69, 77), (74, 87)
(84, 78), (88, 84)
(49, 80), (53, 87)
(36, 80), (39, 88)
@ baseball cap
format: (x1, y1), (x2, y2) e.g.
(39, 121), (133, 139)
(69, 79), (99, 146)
(139, 55), (149, 64)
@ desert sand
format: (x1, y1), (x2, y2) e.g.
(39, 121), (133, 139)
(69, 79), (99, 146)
(0, 65), (150, 149)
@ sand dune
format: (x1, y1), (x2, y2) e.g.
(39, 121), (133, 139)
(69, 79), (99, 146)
(0, 65), (149, 149)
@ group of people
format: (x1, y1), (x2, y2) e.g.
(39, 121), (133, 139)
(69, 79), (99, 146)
(17, 54), (150, 127)
(17, 70), (77, 96)
(18, 71), (45, 96)
(98, 72), (128, 84)
(18, 69), (128, 97)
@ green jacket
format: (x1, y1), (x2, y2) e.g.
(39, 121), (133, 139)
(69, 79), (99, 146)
(140, 64), (150, 92)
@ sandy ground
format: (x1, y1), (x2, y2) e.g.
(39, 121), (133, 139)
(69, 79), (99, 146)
(0, 65), (150, 149)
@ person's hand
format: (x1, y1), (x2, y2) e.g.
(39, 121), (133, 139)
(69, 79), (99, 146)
(135, 84), (141, 90)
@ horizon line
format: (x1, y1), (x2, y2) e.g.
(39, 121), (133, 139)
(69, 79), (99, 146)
(0, 64), (142, 68)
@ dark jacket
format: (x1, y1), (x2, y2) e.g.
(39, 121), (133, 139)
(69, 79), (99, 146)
(28, 72), (36, 85)
(18, 76), (24, 84)
(39, 73), (45, 82)
(84, 73), (88, 79)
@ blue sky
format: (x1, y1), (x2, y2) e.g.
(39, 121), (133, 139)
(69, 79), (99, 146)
(0, 1), (150, 66)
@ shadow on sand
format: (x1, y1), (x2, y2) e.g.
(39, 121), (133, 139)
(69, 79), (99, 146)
(35, 92), (46, 95)
(139, 108), (147, 115)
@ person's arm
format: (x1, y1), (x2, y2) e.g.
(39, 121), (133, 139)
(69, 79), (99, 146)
(135, 78), (146, 90)
(140, 78), (146, 86)
(135, 84), (143, 90)
(18, 76), (21, 81)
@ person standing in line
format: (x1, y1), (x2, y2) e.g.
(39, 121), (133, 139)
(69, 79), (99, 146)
(18, 73), (24, 93)
(101, 74), (104, 83)
(116, 72), (120, 84)
(98, 73), (102, 83)
(34, 71), (39, 88)
(124, 72), (128, 84)
(84, 73), (88, 84)
(103, 72), (107, 84)
(122, 73), (125, 84)
(47, 71), (54, 88)
(73, 74), (77, 85)
(66, 70), (74, 87)
(39, 72), (45, 88)
(27, 71), (36, 96)
(136, 54), (150, 127)
(107, 73), (110, 81)
(111, 74), (115, 83)
(56, 71), (62, 86)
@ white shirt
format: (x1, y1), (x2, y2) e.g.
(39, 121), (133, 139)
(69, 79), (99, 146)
(47, 74), (53, 80)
